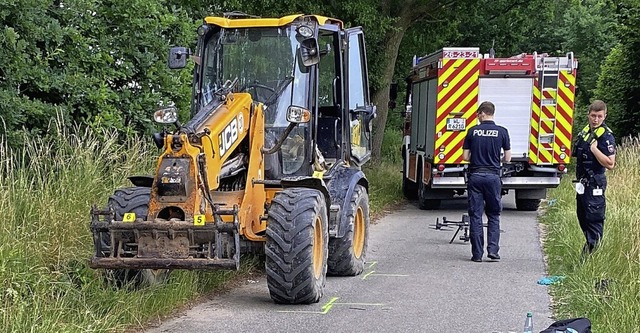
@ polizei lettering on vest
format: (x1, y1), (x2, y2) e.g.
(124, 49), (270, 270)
(473, 129), (499, 137)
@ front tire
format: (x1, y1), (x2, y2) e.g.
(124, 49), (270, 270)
(265, 188), (328, 304)
(104, 187), (170, 288)
(328, 185), (369, 276)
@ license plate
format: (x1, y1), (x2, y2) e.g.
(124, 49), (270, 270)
(446, 118), (466, 131)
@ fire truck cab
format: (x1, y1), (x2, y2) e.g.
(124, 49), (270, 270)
(399, 47), (578, 211)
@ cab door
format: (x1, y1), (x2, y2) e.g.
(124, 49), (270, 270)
(343, 27), (375, 166)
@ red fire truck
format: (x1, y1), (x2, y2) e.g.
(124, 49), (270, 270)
(400, 47), (578, 211)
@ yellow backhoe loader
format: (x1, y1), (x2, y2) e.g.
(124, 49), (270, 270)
(89, 12), (376, 304)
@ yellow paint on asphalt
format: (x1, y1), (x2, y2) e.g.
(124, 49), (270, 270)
(321, 297), (339, 313)
(276, 297), (339, 315)
(275, 297), (385, 315)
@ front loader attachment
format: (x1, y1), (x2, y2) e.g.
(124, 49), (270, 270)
(89, 205), (240, 270)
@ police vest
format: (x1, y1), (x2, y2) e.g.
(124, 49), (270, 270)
(574, 124), (614, 178)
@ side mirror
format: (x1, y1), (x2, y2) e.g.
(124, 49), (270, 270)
(352, 105), (377, 133)
(299, 38), (320, 67)
(365, 105), (377, 133)
(388, 82), (398, 109)
(168, 47), (190, 69)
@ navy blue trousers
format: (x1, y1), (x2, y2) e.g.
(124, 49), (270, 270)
(467, 173), (502, 259)
(576, 181), (607, 253)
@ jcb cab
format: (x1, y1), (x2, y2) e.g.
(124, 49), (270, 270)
(89, 13), (376, 304)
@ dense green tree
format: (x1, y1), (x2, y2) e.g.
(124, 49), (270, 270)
(0, 0), (194, 145)
(385, 0), (577, 158)
(545, 0), (618, 135)
(595, 1), (640, 138)
(1, 0), (625, 153)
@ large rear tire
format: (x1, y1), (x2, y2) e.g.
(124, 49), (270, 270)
(417, 170), (441, 210)
(402, 155), (418, 200)
(104, 187), (169, 288)
(265, 188), (328, 304)
(328, 185), (369, 276)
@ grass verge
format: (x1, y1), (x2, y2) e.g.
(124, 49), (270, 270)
(1, 119), (404, 332)
(365, 127), (405, 220)
(541, 136), (640, 332)
(0, 119), (260, 333)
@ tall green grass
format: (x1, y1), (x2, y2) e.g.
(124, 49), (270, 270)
(0, 116), (257, 333)
(0, 116), (404, 332)
(365, 127), (404, 218)
(542, 136), (640, 332)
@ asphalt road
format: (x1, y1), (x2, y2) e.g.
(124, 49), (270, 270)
(146, 193), (554, 333)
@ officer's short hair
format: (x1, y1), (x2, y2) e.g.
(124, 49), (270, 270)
(589, 100), (607, 113)
(477, 101), (495, 116)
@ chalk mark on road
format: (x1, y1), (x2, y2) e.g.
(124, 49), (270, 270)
(362, 272), (409, 280)
(362, 262), (409, 280)
(276, 297), (384, 315)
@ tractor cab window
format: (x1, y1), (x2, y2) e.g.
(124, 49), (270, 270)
(200, 27), (311, 127)
(345, 30), (371, 164)
(199, 26), (314, 179)
(318, 33), (338, 108)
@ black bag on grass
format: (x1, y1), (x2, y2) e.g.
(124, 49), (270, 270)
(539, 317), (591, 333)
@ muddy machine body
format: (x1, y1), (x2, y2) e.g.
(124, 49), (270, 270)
(89, 13), (376, 304)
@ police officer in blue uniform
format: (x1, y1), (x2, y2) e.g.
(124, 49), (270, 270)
(573, 100), (616, 255)
(463, 101), (511, 262)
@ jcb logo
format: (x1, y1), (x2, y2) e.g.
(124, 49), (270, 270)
(219, 118), (239, 157)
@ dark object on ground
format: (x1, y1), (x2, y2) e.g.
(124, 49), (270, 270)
(539, 317), (592, 333)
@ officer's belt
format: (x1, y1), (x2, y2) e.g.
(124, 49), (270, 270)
(578, 172), (606, 187)
(468, 167), (500, 175)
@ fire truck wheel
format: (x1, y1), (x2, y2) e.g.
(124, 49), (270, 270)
(402, 156), (418, 200)
(266, 188), (328, 304)
(103, 187), (170, 288)
(418, 170), (441, 210)
(328, 185), (369, 276)
(516, 198), (541, 211)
